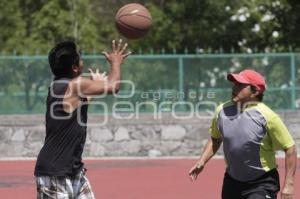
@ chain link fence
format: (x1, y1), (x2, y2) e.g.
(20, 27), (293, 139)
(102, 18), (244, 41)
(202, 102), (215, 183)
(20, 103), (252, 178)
(0, 53), (299, 114)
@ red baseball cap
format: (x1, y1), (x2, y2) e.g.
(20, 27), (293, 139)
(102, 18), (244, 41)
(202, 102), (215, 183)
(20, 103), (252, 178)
(227, 69), (267, 93)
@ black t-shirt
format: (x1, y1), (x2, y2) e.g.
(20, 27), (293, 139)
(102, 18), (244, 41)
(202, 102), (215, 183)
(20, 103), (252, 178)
(34, 78), (88, 176)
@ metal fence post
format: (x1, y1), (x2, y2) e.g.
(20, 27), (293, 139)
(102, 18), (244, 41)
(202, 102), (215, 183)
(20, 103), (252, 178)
(178, 56), (184, 101)
(290, 53), (296, 110)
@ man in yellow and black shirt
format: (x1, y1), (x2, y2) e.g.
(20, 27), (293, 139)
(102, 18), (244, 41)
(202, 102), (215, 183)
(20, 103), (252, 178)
(189, 69), (297, 199)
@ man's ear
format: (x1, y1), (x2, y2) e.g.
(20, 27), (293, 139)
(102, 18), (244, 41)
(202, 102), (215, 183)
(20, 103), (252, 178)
(72, 64), (79, 73)
(251, 90), (260, 98)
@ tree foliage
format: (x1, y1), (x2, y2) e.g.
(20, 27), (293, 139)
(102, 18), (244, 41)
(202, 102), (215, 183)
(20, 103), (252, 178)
(1, 0), (300, 54)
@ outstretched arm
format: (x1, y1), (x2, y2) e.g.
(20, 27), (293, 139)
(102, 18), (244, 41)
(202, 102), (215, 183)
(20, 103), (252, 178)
(76, 39), (131, 96)
(281, 145), (297, 199)
(62, 40), (130, 113)
(188, 136), (222, 181)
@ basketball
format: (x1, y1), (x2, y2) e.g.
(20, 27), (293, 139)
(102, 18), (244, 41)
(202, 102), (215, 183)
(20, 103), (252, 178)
(115, 3), (152, 39)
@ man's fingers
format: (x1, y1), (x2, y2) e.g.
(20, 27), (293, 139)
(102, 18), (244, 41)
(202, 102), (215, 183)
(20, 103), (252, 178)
(112, 40), (116, 51)
(101, 72), (107, 78)
(191, 174), (195, 181)
(88, 68), (95, 80)
(189, 173), (197, 181)
(193, 173), (198, 180)
(102, 51), (109, 59)
(283, 194), (293, 199)
(189, 166), (197, 175)
(120, 43), (128, 54)
(281, 194), (291, 199)
(117, 39), (122, 51)
(88, 68), (94, 74)
(123, 51), (132, 58)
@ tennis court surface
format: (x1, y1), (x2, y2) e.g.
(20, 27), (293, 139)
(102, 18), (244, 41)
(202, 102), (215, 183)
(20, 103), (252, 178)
(0, 158), (299, 199)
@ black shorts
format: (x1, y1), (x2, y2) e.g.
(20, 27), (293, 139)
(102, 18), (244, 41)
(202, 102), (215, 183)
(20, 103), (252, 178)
(222, 169), (280, 199)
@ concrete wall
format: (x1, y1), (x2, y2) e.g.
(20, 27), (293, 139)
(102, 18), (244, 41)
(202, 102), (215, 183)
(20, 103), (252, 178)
(1, 112), (300, 158)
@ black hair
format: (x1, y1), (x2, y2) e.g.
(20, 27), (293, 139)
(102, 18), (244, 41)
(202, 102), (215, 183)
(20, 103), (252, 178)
(48, 41), (80, 78)
(250, 86), (264, 101)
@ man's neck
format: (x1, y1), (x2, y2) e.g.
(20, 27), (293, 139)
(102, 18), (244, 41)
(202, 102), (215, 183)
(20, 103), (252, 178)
(233, 99), (260, 111)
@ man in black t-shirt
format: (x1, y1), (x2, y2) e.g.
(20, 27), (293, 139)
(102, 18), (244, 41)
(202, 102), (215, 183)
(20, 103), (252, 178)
(34, 40), (130, 198)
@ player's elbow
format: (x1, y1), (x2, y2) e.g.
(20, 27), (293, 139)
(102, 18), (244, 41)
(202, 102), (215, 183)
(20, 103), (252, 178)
(285, 145), (297, 157)
(109, 86), (120, 94)
(107, 82), (120, 94)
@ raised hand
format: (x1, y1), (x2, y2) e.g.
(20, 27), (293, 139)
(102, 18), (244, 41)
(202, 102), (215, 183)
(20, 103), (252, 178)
(102, 39), (131, 66)
(88, 68), (108, 82)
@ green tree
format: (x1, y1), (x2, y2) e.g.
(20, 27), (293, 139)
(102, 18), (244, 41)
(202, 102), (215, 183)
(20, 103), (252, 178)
(0, 0), (105, 112)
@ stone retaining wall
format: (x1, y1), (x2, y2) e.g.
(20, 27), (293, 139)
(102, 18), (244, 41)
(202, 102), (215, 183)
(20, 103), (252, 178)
(0, 112), (300, 158)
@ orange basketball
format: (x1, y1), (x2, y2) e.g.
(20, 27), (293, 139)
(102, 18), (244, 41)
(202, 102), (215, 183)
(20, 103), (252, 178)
(115, 3), (152, 39)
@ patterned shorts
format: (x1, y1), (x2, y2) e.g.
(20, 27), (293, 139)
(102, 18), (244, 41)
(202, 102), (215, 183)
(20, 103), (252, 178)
(36, 169), (95, 199)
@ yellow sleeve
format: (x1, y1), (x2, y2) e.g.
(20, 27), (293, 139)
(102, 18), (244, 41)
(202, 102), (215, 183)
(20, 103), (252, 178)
(209, 116), (221, 139)
(208, 102), (229, 139)
(267, 115), (295, 150)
